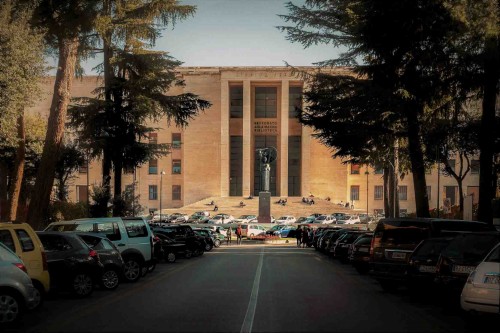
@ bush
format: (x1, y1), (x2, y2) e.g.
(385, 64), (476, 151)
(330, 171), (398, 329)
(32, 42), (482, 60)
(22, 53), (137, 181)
(45, 201), (88, 228)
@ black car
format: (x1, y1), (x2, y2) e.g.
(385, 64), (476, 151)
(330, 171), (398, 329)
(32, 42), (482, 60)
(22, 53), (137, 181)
(406, 236), (456, 290)
(332, 231), (366, 262)
(153, 232), (187, 263)
(324, 229), (350, 255)
(434, 231), (500, 293)
(37, 232), (104, 297)
(77, 233), (124, 290)
(152, 226), (205, 257)
(192, 229), (215, 251)
(348, 233), (373, 274)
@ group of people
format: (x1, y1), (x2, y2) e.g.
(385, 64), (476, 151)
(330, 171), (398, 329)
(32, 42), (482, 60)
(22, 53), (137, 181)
(302, 197), (315, 205)
(295, 226), (313, 248)
(276, 198), (287, 206)
(226, 225), (243, 245)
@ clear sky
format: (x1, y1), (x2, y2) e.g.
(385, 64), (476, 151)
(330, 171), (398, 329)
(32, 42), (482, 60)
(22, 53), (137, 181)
(72, 0), (338, 74)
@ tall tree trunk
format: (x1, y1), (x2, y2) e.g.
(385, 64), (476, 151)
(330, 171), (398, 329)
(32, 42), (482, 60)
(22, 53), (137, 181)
(26, 36), (79, 228)
(407, 108), (430, 217)
(7, 113), (26, 222)
(0, 161), (8, 221)
(478, 36), (499, 224)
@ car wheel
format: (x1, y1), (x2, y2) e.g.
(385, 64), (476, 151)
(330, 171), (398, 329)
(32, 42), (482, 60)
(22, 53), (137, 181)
(166, 252), (176, 263)
(205, 243), (213, 251)
(27, 283), (44, 310)
(214, 239), (221, 247)
(184, 250), (193, 259)
(0, 290), (23, 324)
(101, 268), (120, 290)
(249, 233), (254, 239)
(123, 257), (142, 283)
(72, 273), (93, 297)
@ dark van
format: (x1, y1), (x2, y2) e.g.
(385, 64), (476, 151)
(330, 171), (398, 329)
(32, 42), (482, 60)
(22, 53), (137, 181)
(369, 218), (494, 291)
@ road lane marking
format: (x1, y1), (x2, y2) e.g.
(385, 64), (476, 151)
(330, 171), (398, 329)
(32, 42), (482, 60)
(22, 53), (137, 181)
(240, 247), (264, 333)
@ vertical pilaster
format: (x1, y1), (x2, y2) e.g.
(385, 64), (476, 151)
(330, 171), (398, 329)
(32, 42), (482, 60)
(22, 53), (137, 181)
(242, 80), (252, 197)
(280, 80), (289, 197)
(301, 81), (311, 197)
(220, 79), (230, 196)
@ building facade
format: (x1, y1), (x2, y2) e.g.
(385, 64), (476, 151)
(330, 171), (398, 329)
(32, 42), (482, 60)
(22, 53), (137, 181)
(33, 67), (481, 215)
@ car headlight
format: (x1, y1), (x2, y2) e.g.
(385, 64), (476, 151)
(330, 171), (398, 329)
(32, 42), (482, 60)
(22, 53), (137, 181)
(483, 273), (500, 285)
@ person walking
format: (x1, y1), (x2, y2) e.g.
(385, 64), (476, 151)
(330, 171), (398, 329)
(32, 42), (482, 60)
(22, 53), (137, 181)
(302, 227), (309, 248)
(296, 226), (303, 247)
(236, 225), (243, 245)
(226, 227), (232, 245)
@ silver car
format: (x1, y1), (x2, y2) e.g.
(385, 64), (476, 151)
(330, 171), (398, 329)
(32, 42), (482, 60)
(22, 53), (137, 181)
(0, 242), (36, 324)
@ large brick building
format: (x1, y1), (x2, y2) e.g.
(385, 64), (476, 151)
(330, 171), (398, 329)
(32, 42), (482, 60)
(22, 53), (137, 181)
(33, 67), (480, 216)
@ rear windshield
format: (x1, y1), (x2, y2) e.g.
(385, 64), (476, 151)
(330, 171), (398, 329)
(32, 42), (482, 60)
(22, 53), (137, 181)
(442, 234), (499, 260)
(354, 236), (372, 246)
(433, 221), (495, 233)
(413, 239), (452, 259)
(46, 224), (78, 232)
(485, 245), (500, 263)
(376, 227), (428, 246)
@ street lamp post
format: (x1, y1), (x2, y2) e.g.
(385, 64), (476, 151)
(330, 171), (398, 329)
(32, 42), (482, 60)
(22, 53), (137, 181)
(160, 170), (165, 223)
(365, 170), (369, 214)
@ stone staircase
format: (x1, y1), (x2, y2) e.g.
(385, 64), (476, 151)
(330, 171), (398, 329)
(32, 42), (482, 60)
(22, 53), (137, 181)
(160, 196), (363, 218)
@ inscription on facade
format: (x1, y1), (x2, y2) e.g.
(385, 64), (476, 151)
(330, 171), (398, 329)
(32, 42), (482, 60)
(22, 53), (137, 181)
(254, 121), (278, 134)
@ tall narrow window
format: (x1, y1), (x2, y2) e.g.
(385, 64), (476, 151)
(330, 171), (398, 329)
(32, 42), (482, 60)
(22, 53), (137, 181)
(148, 132), (158, 144)
(374, 167), (384, 175)
(78, 160), (88, 174)
(351, 163), (360, 174)
(172, 160), (181, 174)
(172, 133), (181, 149)
(172, 185), (181, 201)
(289, 86), (302, 118)
(230, 136), (243, 196)
(374, 185), (383, 200)
(148, 159), (158, 174)
(76, 185), (88, 203)
(471, 160), (480, 174)
(230, 85), (243, 118)
(350, 186), (360, 201)
(148, 185), (157, 200)
(288, 136), (301, 196)
(446, 159), (456, 176)
(255, 87), (277, 118)
(398, 186), (408, 201)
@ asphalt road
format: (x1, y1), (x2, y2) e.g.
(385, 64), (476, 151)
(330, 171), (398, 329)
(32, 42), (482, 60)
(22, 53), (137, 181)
(8, 244), (500, 332)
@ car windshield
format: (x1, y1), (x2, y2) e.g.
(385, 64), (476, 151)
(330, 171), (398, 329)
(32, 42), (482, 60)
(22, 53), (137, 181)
(46, 224), (78, 231)
(442, 234), (499, 260)
(485, 244), (500, 263)
(278, 216), (287, 220)
(317, 216), (326, 220)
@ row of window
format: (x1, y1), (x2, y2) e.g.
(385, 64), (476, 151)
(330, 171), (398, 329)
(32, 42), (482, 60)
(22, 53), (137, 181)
(230, 86), (302, 119)
(148, 185), (181, 201)
(350, 160), (481, 175)
(350, 185), (479, 206)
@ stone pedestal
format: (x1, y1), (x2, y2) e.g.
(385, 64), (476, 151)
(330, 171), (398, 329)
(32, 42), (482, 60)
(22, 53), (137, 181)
(258, 191), (271, 223)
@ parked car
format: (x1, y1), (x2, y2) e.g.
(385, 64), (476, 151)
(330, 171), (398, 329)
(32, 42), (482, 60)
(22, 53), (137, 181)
(77, 233), (124, 290)
(369, 217), (495, 291)
(358, 214), (373, 223)
(239, 224), (267, 239)
(434, 231), (500, 294)
(167, 213), (189, 223)
(461, 242), (500, 314)
(44, 217), (154, 283)
(406, 237), (457, 290)
(0, 222), (50, 310)
(37, 232), (103, 298)
(332, 212), (346, 220)
(325, 229), (353, 256)
(279, 226), (297, 238)
(249, 216), (276, 223)
(348, 233), (374, 274)
(187, 215), (210, 223)
(0, 242), (36, 324)
(152, 225), (205, 257)
(192, 229), (215, 251)
(296, 217), (315, 225)
(332, 231), (366, 262)
(313, 215), (336, 224)
(338, 215), (361, 224)
(152, 232), (188, 263)
(207, 214), (235, 224)
(204, 225), (227, 237)
(233, 215), (258, 224)
(266, 225), (286, 236)
(275, 216), (297, 225)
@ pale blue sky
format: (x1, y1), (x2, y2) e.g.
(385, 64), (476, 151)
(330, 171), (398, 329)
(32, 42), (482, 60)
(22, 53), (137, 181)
(68, 0), (338, 74)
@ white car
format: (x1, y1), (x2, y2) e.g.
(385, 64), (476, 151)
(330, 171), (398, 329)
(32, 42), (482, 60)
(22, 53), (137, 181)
(204, 225), (227, 236)
(233, 215), (257, 224)
(275, 215), (296, 225)
(249, 216), (276, 223)
(339, 215), (361, 224)
(461, 242), (500, 314)
(207, 214), (234, 224)
(314, 215), (336, 224)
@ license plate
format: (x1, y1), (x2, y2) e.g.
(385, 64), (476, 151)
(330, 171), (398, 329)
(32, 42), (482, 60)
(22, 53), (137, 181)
(391, 252), (406, 259)
(452, 265), (475, 274)
(358, 247), (369, 253)
(418, 265), (436, 273)
(484, 274), (500, 285)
